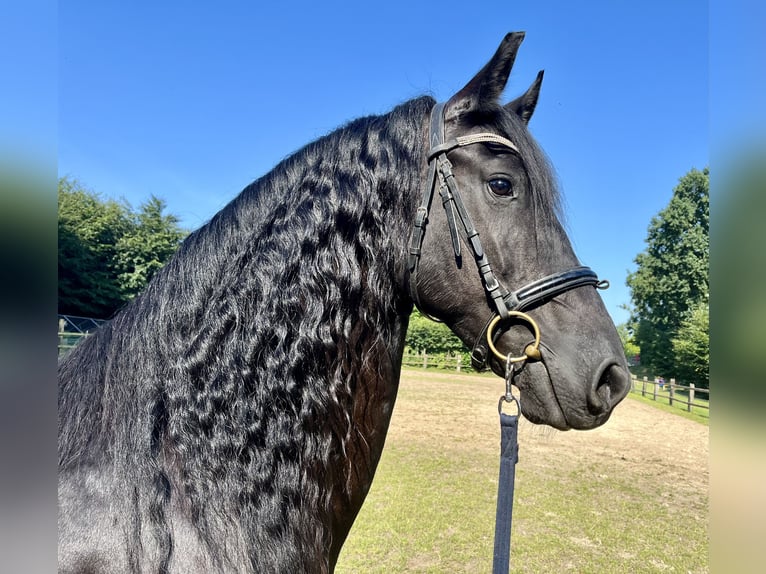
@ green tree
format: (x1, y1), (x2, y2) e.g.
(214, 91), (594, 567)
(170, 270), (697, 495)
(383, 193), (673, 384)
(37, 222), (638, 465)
(58, 178), (131, 317)
(616, 323), (640, 365)
(671, 302), (709, 389)
(405, 310), (467, 355)
(58, 177), (187, 318)
(626, 168), (709, 378)
(115, 196), (186, 295)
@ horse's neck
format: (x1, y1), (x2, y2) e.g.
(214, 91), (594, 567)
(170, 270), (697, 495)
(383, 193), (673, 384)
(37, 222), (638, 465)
(326, 315), (409, 565)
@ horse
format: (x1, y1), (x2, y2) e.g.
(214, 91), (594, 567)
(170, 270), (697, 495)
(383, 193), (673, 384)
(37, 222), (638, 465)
(58, 32), (631, 573)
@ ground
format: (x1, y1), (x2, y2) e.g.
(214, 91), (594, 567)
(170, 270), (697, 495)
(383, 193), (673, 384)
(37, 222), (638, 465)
(337, 370), (709, 573)
(389, 370), (708, 499)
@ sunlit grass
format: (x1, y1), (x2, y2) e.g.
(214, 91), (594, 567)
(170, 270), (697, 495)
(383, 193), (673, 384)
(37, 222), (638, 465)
(336, 370), (708, 573)
(628, 388), (710, 425)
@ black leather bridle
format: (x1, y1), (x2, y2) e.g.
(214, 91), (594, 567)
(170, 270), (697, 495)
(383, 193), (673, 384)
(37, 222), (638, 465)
(407, 102), (608, 370)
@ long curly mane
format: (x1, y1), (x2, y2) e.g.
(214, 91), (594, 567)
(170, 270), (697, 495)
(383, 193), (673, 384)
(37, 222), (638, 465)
(58, 97), (433, 572)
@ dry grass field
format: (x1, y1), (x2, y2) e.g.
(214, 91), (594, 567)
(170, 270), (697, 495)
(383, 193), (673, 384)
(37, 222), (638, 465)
(336, 369), (709, 573)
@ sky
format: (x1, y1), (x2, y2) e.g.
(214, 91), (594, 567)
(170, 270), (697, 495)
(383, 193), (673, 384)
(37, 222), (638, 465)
(57, 1), (710, 326)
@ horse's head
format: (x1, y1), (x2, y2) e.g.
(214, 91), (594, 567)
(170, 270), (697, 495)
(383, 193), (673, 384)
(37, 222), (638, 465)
(409, 32), (630, 430)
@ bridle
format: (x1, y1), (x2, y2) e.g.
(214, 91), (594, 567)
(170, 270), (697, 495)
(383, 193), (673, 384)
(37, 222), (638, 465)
(407, 102), (608, 370)
(407, 101), (610, 574)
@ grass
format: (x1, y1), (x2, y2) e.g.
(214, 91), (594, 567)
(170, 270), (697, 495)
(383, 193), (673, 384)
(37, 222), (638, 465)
(335, 370), (708, 573)
(627, 376), (710, 425)
(628, 390), (710, 426)
(628, 368), (710, 421)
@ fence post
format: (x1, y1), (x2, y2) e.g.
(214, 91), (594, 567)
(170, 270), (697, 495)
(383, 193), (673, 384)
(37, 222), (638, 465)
(642, 376), (647, 397)
(688, 384), (695, 412)
(669, 379), (675, 407)
(652, 378), (658, 401)
(456, 354), (462, 373)
(422, 349), (427, 369)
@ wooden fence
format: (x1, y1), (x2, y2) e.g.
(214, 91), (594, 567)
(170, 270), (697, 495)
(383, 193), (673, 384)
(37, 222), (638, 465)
(401, 350), (468, 372)
(58, 331), (89, 357)
(57, 315), (106, 357)
(630, 375), (709, 414)
(401, 352), (711, 414)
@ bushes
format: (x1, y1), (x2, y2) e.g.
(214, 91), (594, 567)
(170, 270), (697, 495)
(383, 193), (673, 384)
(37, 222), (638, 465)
(405, 310), (467, 354)
(404, 310), (476, 372)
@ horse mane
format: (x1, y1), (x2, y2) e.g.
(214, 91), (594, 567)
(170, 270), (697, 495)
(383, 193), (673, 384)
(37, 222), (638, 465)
(58, 96), (433, 571)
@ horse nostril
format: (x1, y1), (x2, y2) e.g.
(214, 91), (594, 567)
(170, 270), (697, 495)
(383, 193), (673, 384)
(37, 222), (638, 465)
(589, 361), (631, 414)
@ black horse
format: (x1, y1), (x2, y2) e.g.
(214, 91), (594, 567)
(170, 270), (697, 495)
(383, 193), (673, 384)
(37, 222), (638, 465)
(58, 33), (630, 573)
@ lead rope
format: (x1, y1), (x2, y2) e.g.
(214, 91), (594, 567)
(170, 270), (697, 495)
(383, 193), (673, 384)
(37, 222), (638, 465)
(493, 357), (522, 574)
(489, 312), (539, 574)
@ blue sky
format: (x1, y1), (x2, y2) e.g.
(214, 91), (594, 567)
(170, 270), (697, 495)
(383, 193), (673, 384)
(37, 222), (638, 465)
(57, 1), (710, 326)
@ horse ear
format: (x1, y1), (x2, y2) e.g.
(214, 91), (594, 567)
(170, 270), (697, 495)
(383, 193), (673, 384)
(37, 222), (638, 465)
(444, 32), (526, 122)
(507, 70), (544, 124)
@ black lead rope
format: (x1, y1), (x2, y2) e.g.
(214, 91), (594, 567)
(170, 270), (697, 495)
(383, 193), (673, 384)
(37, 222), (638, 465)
(493, 362), (522, 574)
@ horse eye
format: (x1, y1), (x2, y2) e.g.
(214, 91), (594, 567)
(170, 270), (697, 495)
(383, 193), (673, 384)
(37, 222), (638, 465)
(488, 178), (515, 197)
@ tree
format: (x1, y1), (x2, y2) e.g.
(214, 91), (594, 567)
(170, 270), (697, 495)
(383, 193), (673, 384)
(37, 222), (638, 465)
(58, 178), (132, 317)
(58, 177), (187, 318)
(626, 168), (709, 378)
(405, 310), (467, 355)
(671, 302), (709, 389)
(115, 196), (186, 294)
(616, 323), (640, 365)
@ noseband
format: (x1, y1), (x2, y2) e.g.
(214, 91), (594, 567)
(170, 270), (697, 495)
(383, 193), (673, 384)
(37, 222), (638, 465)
(407, 102), (608, 370)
